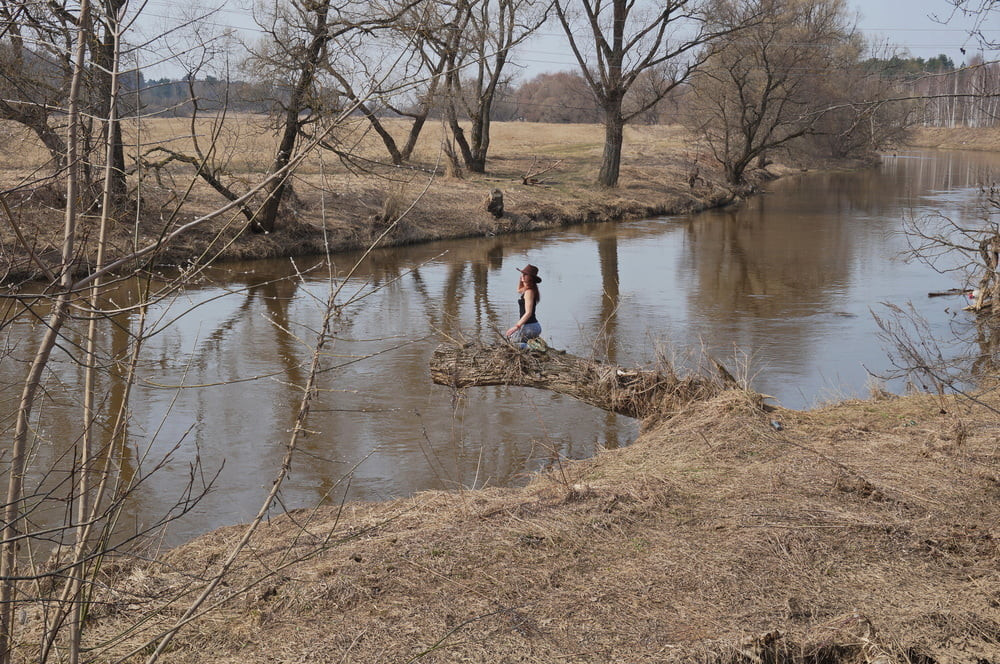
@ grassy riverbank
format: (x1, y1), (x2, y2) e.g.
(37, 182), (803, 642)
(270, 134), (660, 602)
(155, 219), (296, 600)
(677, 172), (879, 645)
(0, 118), (807, 283)
(905, 125), (1000, 151)
(73, 387), (999, 662)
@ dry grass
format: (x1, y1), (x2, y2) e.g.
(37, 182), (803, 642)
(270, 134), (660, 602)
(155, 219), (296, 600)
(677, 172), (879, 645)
(54, 387), (1000, 663)
(904, 126), (1000, 152)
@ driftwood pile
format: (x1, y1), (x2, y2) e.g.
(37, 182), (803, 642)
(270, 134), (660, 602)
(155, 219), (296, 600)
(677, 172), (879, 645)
(430, 341), (737, 420)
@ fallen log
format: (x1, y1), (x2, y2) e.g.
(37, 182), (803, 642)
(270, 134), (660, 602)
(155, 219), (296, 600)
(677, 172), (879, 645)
(429, 341), (733, 419)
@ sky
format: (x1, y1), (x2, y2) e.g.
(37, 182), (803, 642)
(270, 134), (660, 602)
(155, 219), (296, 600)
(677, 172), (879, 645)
(507, 0), (999, 78)
(850, 0), (997, 65)
(134, 0), (1000, 80)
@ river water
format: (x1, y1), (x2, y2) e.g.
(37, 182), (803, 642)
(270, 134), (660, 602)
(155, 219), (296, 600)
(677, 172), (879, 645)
(2, 148), (996, 546)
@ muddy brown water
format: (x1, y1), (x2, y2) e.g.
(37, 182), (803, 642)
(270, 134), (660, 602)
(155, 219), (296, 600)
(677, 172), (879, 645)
(2, 149), (995, 546)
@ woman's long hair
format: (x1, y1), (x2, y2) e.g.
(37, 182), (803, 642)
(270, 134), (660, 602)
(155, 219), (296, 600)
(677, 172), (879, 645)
(519, 278), (540, 303)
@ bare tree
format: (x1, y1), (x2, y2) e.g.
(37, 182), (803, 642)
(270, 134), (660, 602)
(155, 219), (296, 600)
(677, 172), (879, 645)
(903, 183), (1000, 312)
(865, 181), (1000, 416)
(89, 0), (129, 210)
(0, 9), (298, 664)
(0, 0), (74, 168)
(249, 0), (340, 234)
(554, 0), (752, 187)
(248, 0), (430, 233)
(321, 0), (457, 166)
(1, 0), (101, 658)
(443, 0), (549, 173)
(808, 61), (917, 159)
(684, 0), (863, 185)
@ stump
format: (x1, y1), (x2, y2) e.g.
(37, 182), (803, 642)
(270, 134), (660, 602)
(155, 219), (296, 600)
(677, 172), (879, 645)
(485, 189), (504, 218)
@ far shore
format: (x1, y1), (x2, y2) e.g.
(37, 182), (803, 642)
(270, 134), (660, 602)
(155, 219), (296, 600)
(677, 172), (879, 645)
(2, 122), (991, 290)
(1, 119), (870, 285)
(904, 125), (1000, 152)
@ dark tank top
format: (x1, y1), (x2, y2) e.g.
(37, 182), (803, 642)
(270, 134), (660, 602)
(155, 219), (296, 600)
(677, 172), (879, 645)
(518, 294), (538, 324)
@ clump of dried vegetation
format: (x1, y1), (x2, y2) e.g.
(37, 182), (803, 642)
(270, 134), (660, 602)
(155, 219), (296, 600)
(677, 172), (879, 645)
(55, 386), (998, 663)
(429, 339), (737, 421)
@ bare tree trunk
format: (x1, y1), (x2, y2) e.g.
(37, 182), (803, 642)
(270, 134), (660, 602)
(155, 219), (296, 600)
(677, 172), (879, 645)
(401, 114), (429, 160)
(951, 72), (958, 128)
(397, 57), (447, 161)
(326, 68), (406, 165)
(257, 111), (301, 234)
(598, 105), (625, 188)
(467, 111), (488, 173)
(65, 15), (122, 661)
(359, 104), (405, 165)
(257, 0), (332, 234)
(446, 107), (476, 172)
(93, 0), (128, 212)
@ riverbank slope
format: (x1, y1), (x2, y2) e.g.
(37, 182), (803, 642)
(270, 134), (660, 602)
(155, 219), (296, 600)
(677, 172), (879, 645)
(905, 125), (1000, 151)
(73, 386), (999, 663)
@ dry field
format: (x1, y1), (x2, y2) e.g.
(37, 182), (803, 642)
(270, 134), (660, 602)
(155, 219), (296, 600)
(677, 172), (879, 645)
(64, 387), (1000, 663)
(0, 116), (741, 283)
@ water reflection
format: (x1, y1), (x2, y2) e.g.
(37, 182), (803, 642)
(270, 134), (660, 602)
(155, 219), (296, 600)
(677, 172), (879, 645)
(2, 148), (998, 546)
(973, 315), (1000, 378)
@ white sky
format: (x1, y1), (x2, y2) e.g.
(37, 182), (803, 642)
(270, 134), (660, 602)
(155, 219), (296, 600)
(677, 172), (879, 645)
(852, 0), (998, 64)
(134, 0), (1000, 80)
(509, 0), (1000, 78)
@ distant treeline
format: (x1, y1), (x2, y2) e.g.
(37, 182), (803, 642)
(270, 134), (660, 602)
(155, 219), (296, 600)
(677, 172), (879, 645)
(862, 53), (1000, 128)
(862, 54), (958, 78)
(138, 76), (284, 115)
(137, 71), (618, 123)
(1, 50), (970, 125)
(139, 55), (970, 125)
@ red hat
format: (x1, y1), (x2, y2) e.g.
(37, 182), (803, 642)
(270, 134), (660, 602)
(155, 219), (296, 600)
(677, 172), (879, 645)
(517, 264), (541, 283)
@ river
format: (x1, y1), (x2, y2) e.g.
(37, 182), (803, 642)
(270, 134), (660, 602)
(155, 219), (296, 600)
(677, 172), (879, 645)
(2, 148), (995, 546)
